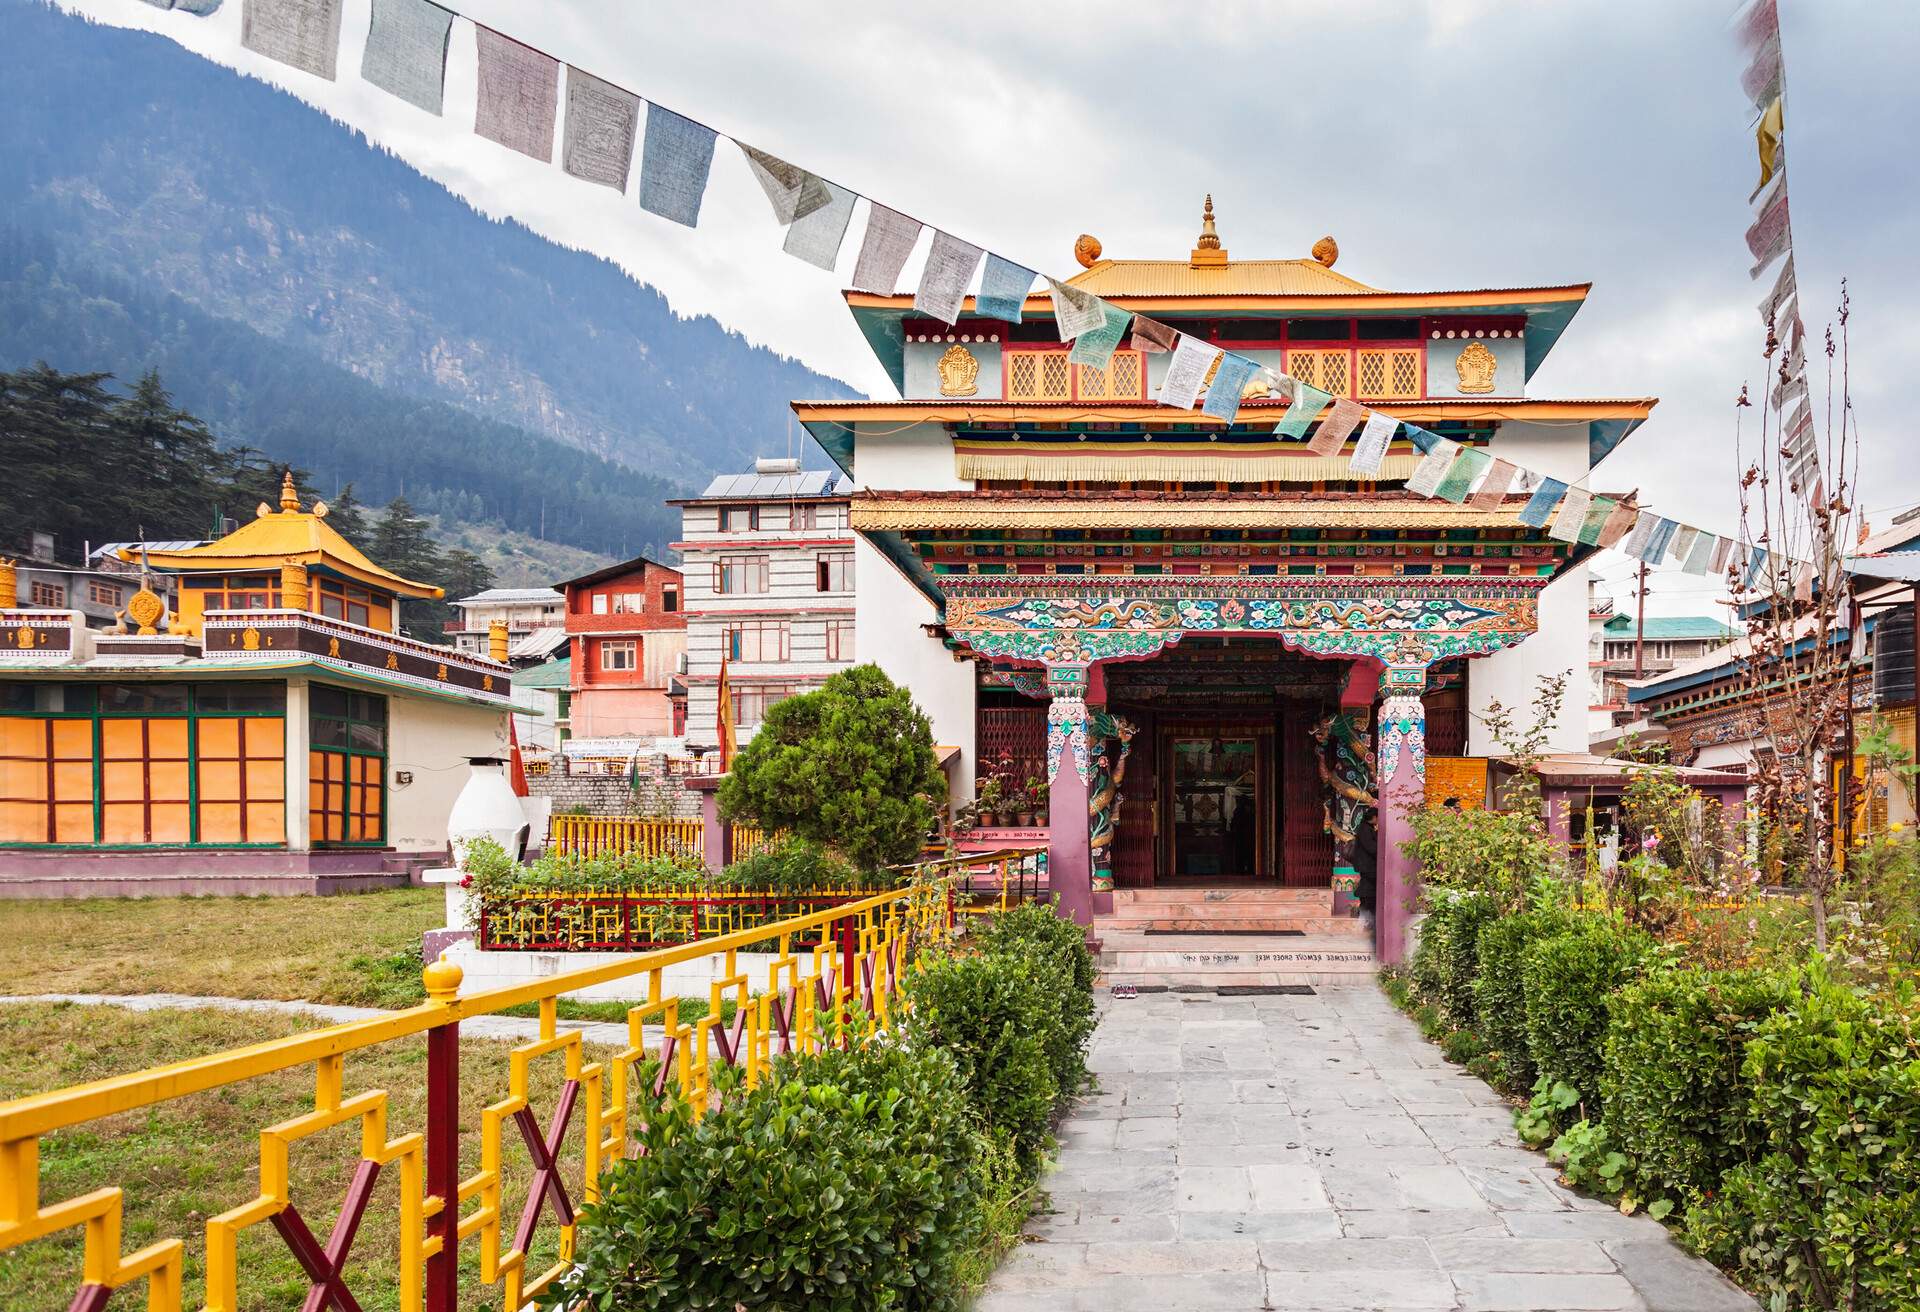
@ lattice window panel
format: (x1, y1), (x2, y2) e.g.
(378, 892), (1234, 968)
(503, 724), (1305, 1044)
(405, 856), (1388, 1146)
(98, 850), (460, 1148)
(1076, 350), (1145, 401)
(1358, 347), (1422, 399)
(1287, 348), (1351, 397)
(978, 706), (1047, 786)
(1005, 350), (1072, 401)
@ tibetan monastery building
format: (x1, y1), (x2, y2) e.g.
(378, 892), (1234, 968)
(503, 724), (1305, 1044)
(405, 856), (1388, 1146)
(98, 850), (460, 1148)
(0, 475), (514, 896)
(795, 205), (1654, 962)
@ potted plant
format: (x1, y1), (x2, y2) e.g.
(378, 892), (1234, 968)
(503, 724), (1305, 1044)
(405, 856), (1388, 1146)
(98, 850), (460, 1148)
(1027, 776), (1050, 827)
(1015, 775), (1045, 827)
(973, 773), (1005, 829)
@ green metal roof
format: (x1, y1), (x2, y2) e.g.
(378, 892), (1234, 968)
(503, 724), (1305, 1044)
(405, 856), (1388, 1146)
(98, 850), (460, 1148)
(1601, 615), (1737, 641)
(513, 655), (571, 689)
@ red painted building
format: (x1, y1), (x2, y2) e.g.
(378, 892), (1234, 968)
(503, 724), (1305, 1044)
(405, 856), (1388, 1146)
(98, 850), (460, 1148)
(558, 556), (686, 740)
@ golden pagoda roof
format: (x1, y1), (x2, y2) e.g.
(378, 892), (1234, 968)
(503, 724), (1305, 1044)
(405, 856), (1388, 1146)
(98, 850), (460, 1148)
(1061, 257), (1380, 298)
(127, 472), (444, 598)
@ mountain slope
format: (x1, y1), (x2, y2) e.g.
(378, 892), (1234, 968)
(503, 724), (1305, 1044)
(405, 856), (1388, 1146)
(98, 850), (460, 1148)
(0, 0), (855, 480)
(0, 230), (681, 562)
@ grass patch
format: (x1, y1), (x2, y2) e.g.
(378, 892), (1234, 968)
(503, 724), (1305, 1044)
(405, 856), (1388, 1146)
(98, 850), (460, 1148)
(0, 1001), (611, 1312)
(0, 891), (443, 1005)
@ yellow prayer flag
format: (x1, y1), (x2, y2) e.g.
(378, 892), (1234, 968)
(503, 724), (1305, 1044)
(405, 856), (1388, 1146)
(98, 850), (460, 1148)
(1755, 96), (1784, 194)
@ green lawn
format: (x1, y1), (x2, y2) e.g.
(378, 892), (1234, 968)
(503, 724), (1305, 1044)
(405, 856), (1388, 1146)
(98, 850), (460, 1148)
(0, 890), (444, 1006)
(0, 1002), (606, 1312)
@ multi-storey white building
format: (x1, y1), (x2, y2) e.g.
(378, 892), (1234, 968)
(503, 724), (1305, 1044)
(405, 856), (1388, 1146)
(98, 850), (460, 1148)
(671, 459), (855, 747)
(446, 587), (566, 663)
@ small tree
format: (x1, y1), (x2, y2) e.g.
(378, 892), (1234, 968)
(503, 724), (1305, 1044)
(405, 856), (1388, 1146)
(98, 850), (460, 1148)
(718, 664), (946, 872)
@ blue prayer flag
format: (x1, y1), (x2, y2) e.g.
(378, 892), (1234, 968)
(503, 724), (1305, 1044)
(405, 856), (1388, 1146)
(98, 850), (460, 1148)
(639, 105), (716, 228)
(1404, 425), (1441, 454)
(976, 255), (1038, 323)
(1518, 477), (1568, 528)
(1202, 353), (1259, 421)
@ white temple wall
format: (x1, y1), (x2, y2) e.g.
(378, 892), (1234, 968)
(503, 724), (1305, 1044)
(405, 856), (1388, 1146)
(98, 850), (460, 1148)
(853, 422), (976, 805)
(1467, 420), (1595, 756)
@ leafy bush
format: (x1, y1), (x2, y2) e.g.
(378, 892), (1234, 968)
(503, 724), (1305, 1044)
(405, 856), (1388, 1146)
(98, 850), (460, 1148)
(1687, 972), (1920, 1312)
(1411, 890), (1498, 1031)
(714, 837), (880, 895)
(1474, 908), (1575, 1092)
(1406, 804), (1556, 913)
(720, 664), (948, 871)
(902, 950), (1063, 1166)
(974, 902), (1096, 1098)
(1601, 966), (1793, 1212)
(1521, 916), (1656, 1120)
(460, 835), (705, 901)
(554, 1036), (980, 1312)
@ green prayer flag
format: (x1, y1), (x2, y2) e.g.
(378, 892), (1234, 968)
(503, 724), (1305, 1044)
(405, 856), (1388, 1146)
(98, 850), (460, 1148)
(1434, 446), (1491, 503)
(1069, 303), (1132, 370)
(1275, 383), (1332, 439)
(1579, 496), (1615, 546)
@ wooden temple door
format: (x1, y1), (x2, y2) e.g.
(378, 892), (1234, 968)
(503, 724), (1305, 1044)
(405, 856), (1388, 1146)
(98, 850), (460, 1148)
(1111, 708), (1155, 887)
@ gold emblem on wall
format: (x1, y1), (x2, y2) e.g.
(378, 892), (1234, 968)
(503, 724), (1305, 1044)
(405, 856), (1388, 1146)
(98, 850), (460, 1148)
(436, 663), (448, 682)
(483, 674), (495, 692)
(125, 588), (166, 636)
(936, 343), (980, 397)
(1455, 340), (1498, 394)
(241, 626), (260, 651)
(327, 637), (341, 659)
(386, 652), (399, 671)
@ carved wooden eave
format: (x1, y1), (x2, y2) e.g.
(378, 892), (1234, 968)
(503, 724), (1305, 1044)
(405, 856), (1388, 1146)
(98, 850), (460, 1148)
(850, 494), (1532, 532)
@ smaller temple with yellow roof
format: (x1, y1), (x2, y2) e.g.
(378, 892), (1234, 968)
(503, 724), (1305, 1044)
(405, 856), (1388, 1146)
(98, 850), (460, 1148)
(0, 473), (514, 894)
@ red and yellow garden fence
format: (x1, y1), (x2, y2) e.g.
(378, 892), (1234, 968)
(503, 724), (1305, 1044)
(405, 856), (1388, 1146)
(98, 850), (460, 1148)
(0, 846), (1045, 1312)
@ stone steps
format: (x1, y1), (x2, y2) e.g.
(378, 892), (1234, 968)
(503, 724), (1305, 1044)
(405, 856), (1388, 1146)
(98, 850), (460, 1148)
(1095, 915), (1370, 936)
(1096, 929), (1377, 989)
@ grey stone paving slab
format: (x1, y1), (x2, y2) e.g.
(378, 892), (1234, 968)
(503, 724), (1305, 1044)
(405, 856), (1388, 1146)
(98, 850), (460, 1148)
(982, 984), (1757, 1310)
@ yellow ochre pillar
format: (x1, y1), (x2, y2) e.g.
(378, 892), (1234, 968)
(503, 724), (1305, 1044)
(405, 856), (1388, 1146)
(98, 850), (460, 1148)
(488, 618), (510, 663)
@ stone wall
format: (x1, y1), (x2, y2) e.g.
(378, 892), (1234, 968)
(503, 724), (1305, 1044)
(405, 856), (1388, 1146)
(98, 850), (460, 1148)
(526, 755), (702, 818)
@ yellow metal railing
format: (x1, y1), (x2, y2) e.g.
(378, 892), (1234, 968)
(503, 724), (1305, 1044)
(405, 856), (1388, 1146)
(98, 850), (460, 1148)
(0, 847), (1046, 1312)
(546, 814), (703, 859)
(728, 822), (782, 859)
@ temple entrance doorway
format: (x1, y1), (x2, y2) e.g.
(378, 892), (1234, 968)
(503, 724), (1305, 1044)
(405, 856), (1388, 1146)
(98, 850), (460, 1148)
(1100, 638), (1346, 889)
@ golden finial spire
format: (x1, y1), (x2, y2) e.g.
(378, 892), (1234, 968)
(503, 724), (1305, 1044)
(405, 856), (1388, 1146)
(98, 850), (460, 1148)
(278, 469), (300, 513)
(1190, 194), (1227, 268)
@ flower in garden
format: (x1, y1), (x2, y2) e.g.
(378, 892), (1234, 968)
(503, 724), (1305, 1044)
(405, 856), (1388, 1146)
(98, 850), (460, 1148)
(459, 874), (473, 888)
(1641, 831), (1661, 853)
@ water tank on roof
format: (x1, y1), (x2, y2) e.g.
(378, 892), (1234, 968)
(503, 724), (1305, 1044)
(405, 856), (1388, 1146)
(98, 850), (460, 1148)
(1873, 603), (1916, 707)
(755, 456), (802, 475)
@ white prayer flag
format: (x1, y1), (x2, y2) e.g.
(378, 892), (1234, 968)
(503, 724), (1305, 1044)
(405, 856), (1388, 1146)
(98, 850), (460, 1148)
(243, 0), (343, 79)
(1158, 336), (1221, 411)
(1349, 411), (1398, 475)
(1682, 531), (1717, 576)
(1621, 513), (1657, 560)
(1047, 278), (1107, 341)
(913, 231), (984, 324)
(1759, 254), (1796, 326)
(1550, 488), (1593, 543)
(1668, 524), (1699, 565)
(1405, 439), (1461, 498)
(851, 204), (922, 295)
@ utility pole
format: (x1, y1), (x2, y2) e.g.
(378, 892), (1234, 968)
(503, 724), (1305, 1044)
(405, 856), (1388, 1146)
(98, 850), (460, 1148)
(1634, 560), (1649, 679)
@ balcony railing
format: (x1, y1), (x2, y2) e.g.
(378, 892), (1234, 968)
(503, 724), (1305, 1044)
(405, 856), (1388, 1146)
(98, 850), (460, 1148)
(201, 609), (514, 704)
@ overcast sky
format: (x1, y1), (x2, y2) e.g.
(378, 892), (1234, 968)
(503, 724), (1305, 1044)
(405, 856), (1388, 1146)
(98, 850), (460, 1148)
(59, 0), (1920, 618)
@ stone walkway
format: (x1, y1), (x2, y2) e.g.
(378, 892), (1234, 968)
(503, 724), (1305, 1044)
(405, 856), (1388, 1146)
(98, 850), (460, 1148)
(979, 986), (1756, 1312)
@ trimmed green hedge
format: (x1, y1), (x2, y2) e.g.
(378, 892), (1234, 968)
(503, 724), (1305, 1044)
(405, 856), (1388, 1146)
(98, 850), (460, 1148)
(554, 1037), (980, 1311)
(1411, 891), (1498, 1030)
(1520, 916), (1656, 1120)
(1688, 972), (1920, 1312)
(1473, 908), (1574, 1092)
(1601, 966), (1793, 1209)
(973, 902), (1097, 1100)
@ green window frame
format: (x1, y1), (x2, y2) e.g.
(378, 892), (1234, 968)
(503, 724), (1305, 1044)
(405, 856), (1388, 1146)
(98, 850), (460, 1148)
(308, 683), (388, 848)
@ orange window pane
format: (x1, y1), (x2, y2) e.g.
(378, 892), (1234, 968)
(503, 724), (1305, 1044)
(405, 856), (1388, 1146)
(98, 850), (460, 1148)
(149, 720), (189, 756)
(54, 804), (93, 844)
(198, 719), (239, 756)
(199, 761), (241, 802)
(3, 758), (48, 802)
(0, 800), (46, 843)
(101, 804), (144, 844)
(150, 761), (190, 802)
(246, 802), (286, 844)
(245, 759), (286, 801)
(0, 718), (45, 757)
(198, 802), (242, 844)
(51, 720), (92, 759)
(149, 804), (190, 844)
(52, 761), (92, 801)
(101, 761), (145, 802)
(100, 720), (144, 759)
(247, 719), (285, 756)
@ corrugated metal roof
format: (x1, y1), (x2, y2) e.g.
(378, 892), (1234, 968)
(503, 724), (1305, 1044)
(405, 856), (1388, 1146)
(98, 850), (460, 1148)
(696, 469), (845, 499)
(512, 655), (571, 688)
(457, 587), (565, 604)
(508, 626), (569, 659)
(90, 540), (208, 559)
(1064, 258), (1381, 297)
(1601, 615), (1738, 640)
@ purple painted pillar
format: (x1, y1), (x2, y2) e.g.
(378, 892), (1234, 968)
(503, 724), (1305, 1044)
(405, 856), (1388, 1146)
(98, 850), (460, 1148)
(1045, 666), (1095, 927)
(1375, 666), (1428, 965)
(688, 775), (730, 876)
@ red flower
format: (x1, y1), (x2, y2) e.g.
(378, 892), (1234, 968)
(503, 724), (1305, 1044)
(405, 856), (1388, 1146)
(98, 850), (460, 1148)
(459, 874), (473, 888)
